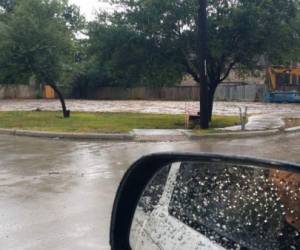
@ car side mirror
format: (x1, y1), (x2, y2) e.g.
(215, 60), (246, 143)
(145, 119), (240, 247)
(110, 153), (300, 250)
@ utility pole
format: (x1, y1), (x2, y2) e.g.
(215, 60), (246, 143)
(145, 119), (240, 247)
(197, 0), (209, 129)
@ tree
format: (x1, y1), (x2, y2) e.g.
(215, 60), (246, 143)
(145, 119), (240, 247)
(84, 22), (185, 88)
(94, 0), (300, 128)
(197, 0), (209, 128)
(0, 0), (84, 118)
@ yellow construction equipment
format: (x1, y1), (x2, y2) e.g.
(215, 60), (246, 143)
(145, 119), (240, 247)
(265, 66), (300, 102)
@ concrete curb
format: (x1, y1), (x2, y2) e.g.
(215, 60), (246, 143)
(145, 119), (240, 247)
(0, 127), (299, 141)
(0, 129), (135, 141)
(182, 129), (281, 140)
(0, 128), (17, 135)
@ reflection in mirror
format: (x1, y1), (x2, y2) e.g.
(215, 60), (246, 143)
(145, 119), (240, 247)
(130, 161), (300, 250)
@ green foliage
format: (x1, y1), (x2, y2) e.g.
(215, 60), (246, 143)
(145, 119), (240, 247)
(0, 0), (85, 85)
(1, 0), (300, 90)
(35, 90), (43, 99)
(81, 22), (184, 87)
(62, 2), (86, 33)
(89, 0), (300, 87)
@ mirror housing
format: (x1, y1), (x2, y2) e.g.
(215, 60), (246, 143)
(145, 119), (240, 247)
(110, 153), (300, 250)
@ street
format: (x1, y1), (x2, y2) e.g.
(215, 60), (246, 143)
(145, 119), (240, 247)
(1, 99), (300, 116)
(1, 133), (300, 249)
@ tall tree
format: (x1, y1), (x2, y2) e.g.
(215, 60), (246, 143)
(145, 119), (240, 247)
(0, 0), (84, 117)
(93, 0), (300, 128)
(85, 22), (184, 88)
(197, 0), (209, 128)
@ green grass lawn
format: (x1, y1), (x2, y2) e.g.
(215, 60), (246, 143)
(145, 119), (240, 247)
(0, 111), (241, 133)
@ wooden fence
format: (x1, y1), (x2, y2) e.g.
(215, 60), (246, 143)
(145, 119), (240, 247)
(0, 84), (36, 99)
(0, 83), (266, 101)
(86, 84), (266, 102)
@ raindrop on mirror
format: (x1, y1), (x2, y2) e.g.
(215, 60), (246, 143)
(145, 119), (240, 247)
(131, 161), (300, 250)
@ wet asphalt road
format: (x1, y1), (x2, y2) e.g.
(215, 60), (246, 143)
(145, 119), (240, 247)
(1, 133), (300, 250)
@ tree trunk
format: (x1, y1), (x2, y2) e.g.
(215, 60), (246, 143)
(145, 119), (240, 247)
(208, 84), (218, 122)
(208, 92), (214, 122)
(200, 82), (209, 128)
(197, 0), (209, 129)
(47, 83), (70, 118)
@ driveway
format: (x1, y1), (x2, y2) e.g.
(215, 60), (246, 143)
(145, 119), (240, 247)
(1, 133), (300, 249)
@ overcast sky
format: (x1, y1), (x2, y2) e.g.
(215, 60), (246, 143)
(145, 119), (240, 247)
(69, 0), (112, 21)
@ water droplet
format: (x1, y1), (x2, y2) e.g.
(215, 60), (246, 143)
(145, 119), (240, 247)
(159, 213), (165, 218)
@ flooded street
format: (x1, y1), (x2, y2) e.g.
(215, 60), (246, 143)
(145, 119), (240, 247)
(1, 133), (300, 249)
(1, 99), (300, 116)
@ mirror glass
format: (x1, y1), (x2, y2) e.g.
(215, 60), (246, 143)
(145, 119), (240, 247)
(130, 160), (300, 250)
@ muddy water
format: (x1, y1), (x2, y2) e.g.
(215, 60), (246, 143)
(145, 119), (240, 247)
(0, 133), (300, 249)
(1, 99), (300, 116)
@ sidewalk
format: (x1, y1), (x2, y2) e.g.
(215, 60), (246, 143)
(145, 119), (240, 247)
(221, 113), (300, 131)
